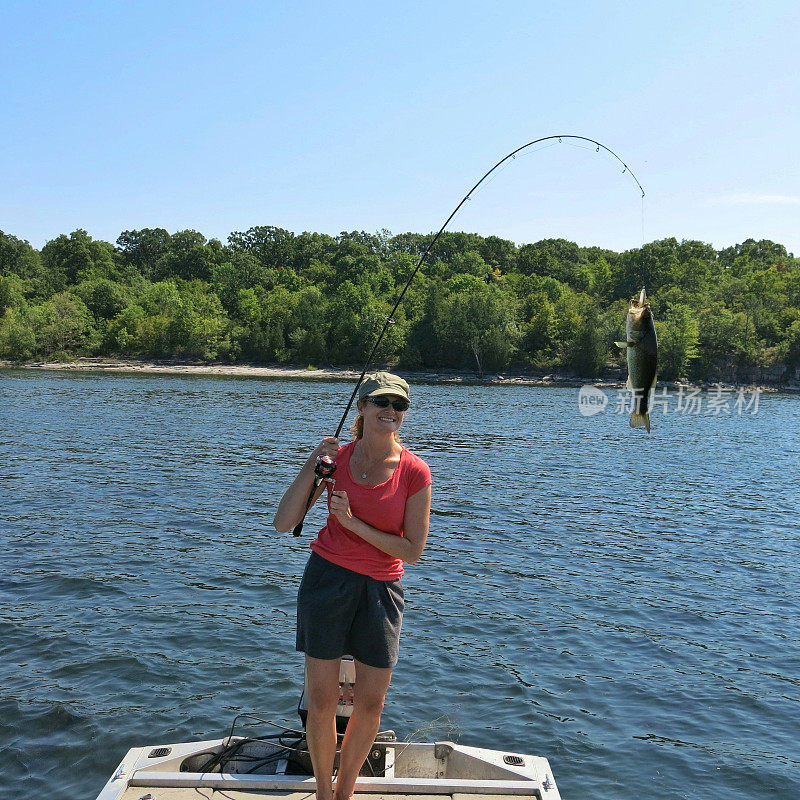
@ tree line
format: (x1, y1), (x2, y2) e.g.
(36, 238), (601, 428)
(0, 225), (798, 383)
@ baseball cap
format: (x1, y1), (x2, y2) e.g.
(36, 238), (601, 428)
(357, 371), (410, 403)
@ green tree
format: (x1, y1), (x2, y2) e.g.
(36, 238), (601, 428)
(451, 251), (491, 280)
(742, 267), (787, 343)
(41, 230), (118, 290)
(326, 282), (401, 364)
(337, 230), (392, 258)
(157, 231), (220, 281)
(426, 231), (484, 265)
(36, 292), (98, 357)
(0, 221), (795, 381)
(74, 277), (131, 320)
(478, 235), (516, 273)
(0, 274), (28, 312)
(285, 286), (330, 364)
(259, 286), (299, 362)
(655, 304), (699, 380)
(106, 304), (147, 353)
(229, 288), (265, 359)
(517, 239), (583, 283)
(718, 238), (789, 273)
(613, 238), (681, 300)
(0, 231), (43, 282)
(212, 252), (269, 312)
(435, 284), (518, 372)
(575, 257), (613, 298)
(175, 290), (231, 359)
(520, 294), (556, 366)
(690, 307), (759, 381)
(389, 232), (431, 259)
(403, 281), (448, 368)
(301, 258), (338, 288)
(0, 307), (37, 360)
(123, 280), (231, 359)
(784, 318), (800, 367)
(117, 228), (172, 279)
(228, 226), (298, 270)
(567, 301), (607, 377)
(549, 291), (583, 368)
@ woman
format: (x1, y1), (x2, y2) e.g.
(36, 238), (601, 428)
(273, 372), (432, 800)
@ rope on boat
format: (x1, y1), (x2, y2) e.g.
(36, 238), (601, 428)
(202, 714), (396, 775)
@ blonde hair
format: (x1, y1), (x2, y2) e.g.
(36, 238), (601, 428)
(350, 413), (365, 440)
(350, 401), (401, 442)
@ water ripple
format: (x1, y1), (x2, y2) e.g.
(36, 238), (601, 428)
(0, 372), (798, 799)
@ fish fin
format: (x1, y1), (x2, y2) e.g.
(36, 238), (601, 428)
(615, 341), (629, 349)
(626, 376), (633, 391)
(630, 412), (651, 433)
(650, 372), (658, 391)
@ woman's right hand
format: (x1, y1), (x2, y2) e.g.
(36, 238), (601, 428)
(311, 436), (339, 464)
(273, 436), (340, 533)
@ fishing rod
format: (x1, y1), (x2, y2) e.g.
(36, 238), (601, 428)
(291, 134), (645, 536)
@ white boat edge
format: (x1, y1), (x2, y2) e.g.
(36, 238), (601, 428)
(95, 738), (562, 800)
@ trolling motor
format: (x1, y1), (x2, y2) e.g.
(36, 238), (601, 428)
(297, 655), (396, 776)
(298, 655), (355, 734)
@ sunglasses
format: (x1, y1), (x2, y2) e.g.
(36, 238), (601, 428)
(366, 396), (410, 412)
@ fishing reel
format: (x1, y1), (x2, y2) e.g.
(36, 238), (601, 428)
(292, 454), (337, 537)
(314, 454), (337, 482)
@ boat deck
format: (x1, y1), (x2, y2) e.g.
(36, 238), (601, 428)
(98, 736), (560, 800)
(117, 793), (543, 800)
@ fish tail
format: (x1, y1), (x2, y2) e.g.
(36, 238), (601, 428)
(630, 411), (651, 433)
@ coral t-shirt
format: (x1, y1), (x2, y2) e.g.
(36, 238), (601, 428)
(310, 440), (432, 581)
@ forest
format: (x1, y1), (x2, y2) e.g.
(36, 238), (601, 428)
(0, 226), (798, 383)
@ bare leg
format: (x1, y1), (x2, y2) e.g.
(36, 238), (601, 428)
(305, 655), (342, 800)
(333, 659), (392, 800)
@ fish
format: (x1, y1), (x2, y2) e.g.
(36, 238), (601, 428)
(615, 288), (658, 432)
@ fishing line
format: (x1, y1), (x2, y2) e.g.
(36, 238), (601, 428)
(468, 142), (558, 198)
(291, 134), (645, 537)
(337, 135), (644, 434)
(641, 193), (646, 248)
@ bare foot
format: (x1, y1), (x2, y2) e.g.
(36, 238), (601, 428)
(332, 783), (354, 800)
(316, 785), (334, 800)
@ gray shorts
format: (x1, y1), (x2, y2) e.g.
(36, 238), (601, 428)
(296, 552), (404, 669)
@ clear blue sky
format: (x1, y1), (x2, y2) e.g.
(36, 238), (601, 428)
(2, 0), (799, 254)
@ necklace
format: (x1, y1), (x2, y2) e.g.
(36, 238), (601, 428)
(356, 441), (393, 481)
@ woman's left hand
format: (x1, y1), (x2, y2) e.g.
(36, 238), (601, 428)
(330, 490), (354, 529)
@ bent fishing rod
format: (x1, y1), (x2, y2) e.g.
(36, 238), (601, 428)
(292, 134), (645, 536)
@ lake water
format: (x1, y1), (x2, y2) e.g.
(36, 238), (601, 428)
(1, 370), (798, 800)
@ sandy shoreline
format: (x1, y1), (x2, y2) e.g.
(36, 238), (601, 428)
(2, 357), (797, 392)
(1, 357), (604, 387)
